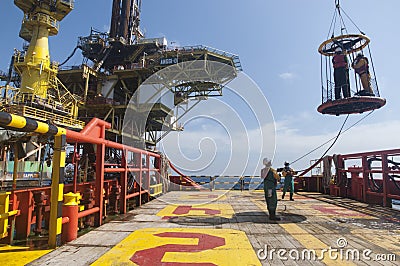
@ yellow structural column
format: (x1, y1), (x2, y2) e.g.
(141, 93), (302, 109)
(48, 133), (67, 248)
(19, 17), (53, 99)
(13, 0), (73, 100)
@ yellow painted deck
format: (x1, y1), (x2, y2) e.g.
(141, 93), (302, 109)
(9, 191), (399, 265)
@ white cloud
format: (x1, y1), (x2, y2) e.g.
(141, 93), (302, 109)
(161, 115), (400, 176)
(160, 120), (275, 177)
(279, 72), (296, 80)
(275, 119), (400, 171)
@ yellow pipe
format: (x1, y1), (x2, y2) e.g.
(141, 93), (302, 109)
(0, 112), (66, 136)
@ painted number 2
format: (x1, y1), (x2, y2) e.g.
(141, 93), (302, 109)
(130, 232), (225, 265)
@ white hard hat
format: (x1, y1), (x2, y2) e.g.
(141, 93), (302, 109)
(263, 158), (271, 166)
(335, 47), (342, 52)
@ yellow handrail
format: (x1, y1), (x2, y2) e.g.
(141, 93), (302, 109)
(149, 183), (163, 197)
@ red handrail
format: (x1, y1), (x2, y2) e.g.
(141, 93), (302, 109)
(168, 161), (202, 189)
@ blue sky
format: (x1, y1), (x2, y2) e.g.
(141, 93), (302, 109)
(1, 0), (399, 174)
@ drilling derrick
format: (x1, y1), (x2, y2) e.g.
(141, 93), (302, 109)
(10, 0), (83, 129)
(109, 0), (143, 44)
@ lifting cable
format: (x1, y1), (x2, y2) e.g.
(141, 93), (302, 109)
(290, 110), (375, 170)
(327, 7), (338, 39)
(339, 6), (364, 34)
(329, 0), (364, 37)
(367, 45), (380, 95)
(336, 3), (349, 36)
(290, 114), (349, 167)
(59, 46), (79, 67)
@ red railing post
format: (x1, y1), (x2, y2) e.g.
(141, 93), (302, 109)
(14, 191), (33, 240)
(362, 156), (369, 203)
(95, 142), (105, 227)
(33, 191), (47, 236)
(139, 152), (142, 206)
(382, 153), (389, 207)
(156, 156), (161, 184)
(335, 155), (345, 197)
(120, 149), (127, 214)
(147, 154), (150, 193)
(81, 187), (95, 227)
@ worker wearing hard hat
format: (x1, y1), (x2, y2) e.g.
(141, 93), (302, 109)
(282, 161), (296, 201)
(332, 47), (351, 100)
(352, 53), (374, 96)
(261, 158), (281, 221)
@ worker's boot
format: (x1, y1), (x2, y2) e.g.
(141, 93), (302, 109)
(269, 210), (281, 221)
(281, 192), (285, 200)
(290, 194), (294, 201)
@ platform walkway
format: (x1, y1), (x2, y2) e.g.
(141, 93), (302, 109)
(19, 191), (400, 265)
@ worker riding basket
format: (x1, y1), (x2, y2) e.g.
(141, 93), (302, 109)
(317, 1), (386, 116)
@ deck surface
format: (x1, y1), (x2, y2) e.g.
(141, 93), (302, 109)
(19, 191), (400, 265)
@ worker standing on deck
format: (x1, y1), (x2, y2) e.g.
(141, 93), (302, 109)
(282, 161), (296, 201)
(261, 158), (281, 221)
